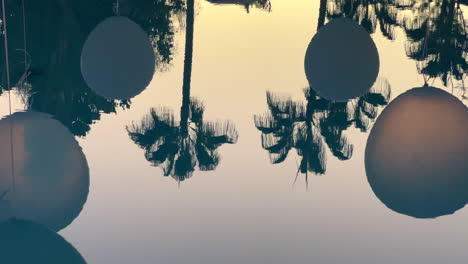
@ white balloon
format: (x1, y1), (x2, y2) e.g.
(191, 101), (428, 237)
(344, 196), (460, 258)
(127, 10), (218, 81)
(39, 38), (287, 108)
(0, 112), (89, 231)
(365, 87), (468, 218)
(305, 18), (380, 101)
(81, 16), (155, 100)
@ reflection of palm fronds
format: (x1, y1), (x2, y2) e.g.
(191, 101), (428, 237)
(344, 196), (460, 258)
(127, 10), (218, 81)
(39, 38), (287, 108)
(349, 77), (391, 131)
(402, 0), (467, 86)
(197, 120), (238, 171)
(320, 102), (354, 160)
(125, 0), (185, 69)
(254, 91), (327, 176)
(325, 0), (466, 88)
(254, 78), (391, 178)
(327, 0), (468, 89)
(254, 92), (305, 164)
(375, 2), (400, 40)
(128, 107), (176, 149)
(251, 0), (272, 12)
(294, 122), (326, 175)
(326, 0), (402, 40)
(127, 97), (238, 182)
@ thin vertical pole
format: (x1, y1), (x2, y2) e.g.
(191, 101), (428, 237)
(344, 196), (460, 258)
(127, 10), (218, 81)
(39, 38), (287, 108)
(1, 0), (15, 192)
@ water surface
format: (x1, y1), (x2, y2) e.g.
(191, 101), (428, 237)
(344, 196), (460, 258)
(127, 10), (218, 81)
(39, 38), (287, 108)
(0, 0), (467, 263)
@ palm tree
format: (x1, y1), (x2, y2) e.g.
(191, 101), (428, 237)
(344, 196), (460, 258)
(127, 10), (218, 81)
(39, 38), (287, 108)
(254, 78), (391, 181)
(127, 0), (238, 182)
(257, 0), (390, 181)
(350, 78), (392, 131)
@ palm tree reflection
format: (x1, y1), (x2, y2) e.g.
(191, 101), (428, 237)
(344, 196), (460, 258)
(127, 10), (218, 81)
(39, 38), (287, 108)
(325, 0), (466, 91)
(254, 78), (391, 181)
(128, 101), (238, 182)
(127, 98), (238, 182)
(402, 0), (467, 87)
(127, 0), (238, 182)
(326, 0), (404, 40)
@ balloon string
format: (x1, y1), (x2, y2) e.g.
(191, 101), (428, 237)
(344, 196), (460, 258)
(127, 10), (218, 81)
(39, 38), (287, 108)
(1, 0), (15, 192)
(113, 0), (120, 16)
(422, 23), (429, 86)
(2, 0), (12, 115)
(9, 118), (14, 192)
(457, 6), (466, 92)
(22, 0), (27, 84)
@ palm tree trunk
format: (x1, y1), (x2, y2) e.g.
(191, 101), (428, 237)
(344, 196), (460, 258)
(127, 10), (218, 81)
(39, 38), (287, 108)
(180, 0), (195, 137)
(317, 0), (327, 30)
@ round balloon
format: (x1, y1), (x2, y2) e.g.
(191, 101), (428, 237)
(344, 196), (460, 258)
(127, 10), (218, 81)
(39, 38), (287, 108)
(81, 16), (155, 100)
(365, 87), (468, 218)
(304, 18), (380, 101)
(0, 219), (86, 264)
(0, 111), (89, 231)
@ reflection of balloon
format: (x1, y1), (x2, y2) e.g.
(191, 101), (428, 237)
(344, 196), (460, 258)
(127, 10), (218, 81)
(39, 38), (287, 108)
(0, 112), (89, 231)
(304, 18), (379, 101)
(0, 219), (86, 264)
(366, 87), (468, 218)
(81, 16), (155, 100)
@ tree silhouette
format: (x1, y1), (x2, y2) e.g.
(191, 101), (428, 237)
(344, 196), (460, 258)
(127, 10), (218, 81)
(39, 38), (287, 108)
(0, 0), (184, 136)
(254, 78), (391, 180)
(325, 0), (467, 90)
(121, 0), (185, 69)
(127, 0), (238, 182)
(264, 0), (391, 181)
(401, 0), (467, 87)
(325, 0), (405, 40)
